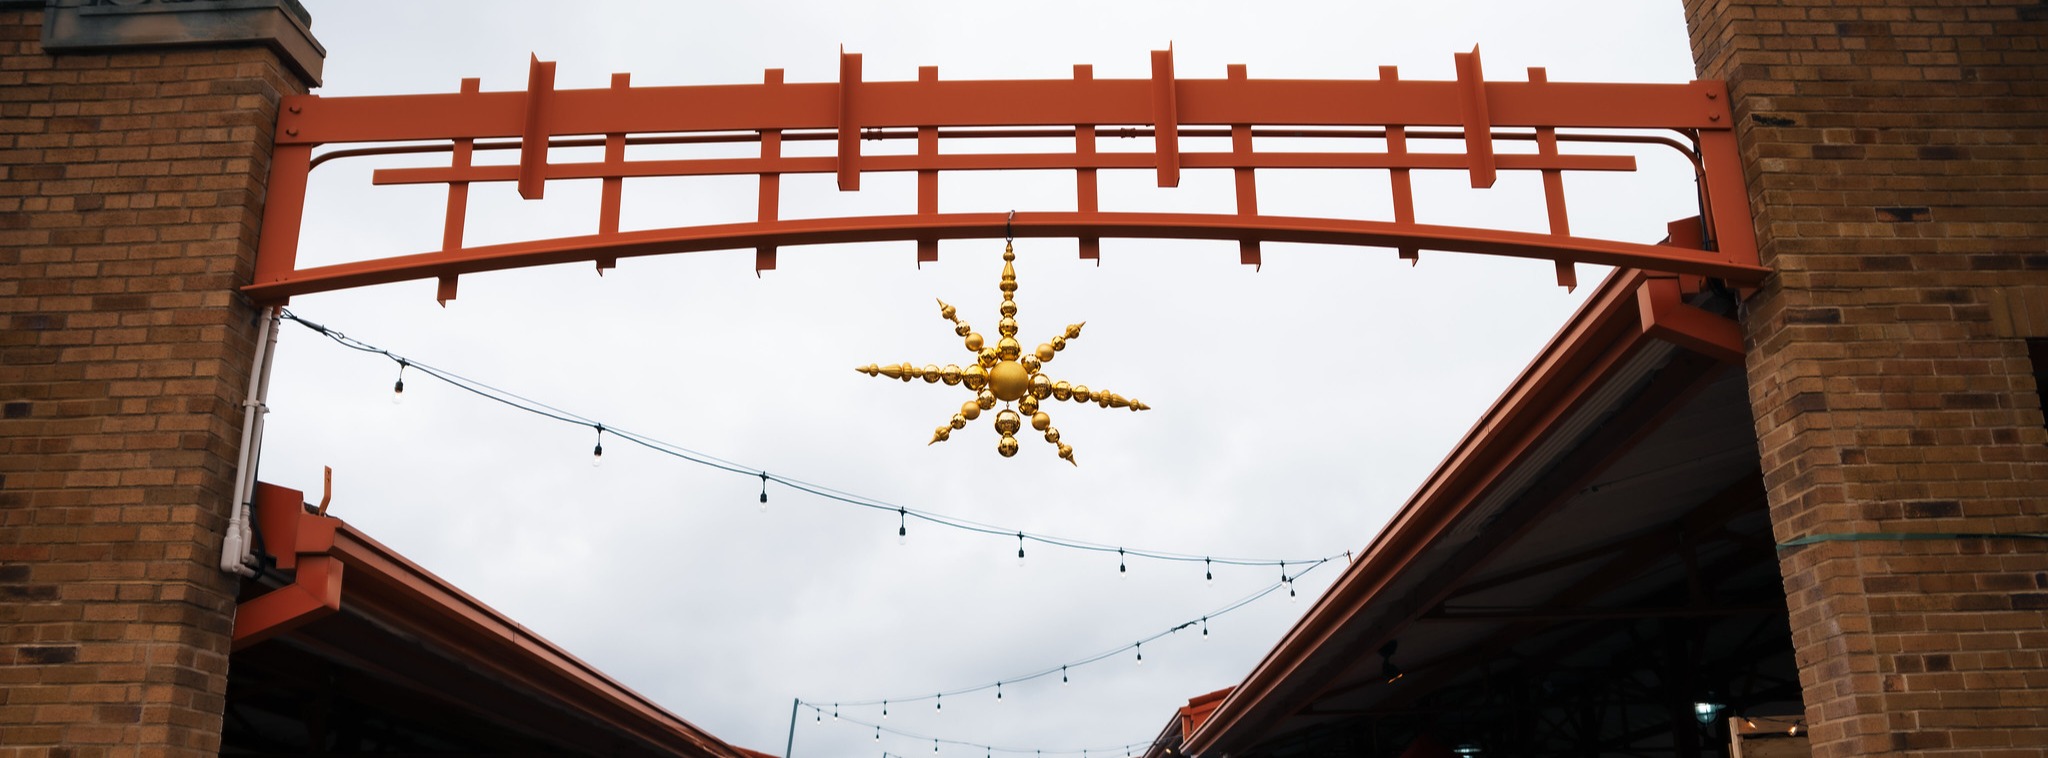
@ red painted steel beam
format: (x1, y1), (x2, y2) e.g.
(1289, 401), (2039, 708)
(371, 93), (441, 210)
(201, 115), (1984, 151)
(254, 51), (1757, 303)
(518, 55), (556, 200)
(368, 151), (1634, 184)
(233, 483), (343, 651)
(1454, 47), (1496, 189)
(241, 213), (1768, 303)
(1152, 46), (1180, 188)
(1637, 276), (1745, 364)
(272, 79), (1730, 146)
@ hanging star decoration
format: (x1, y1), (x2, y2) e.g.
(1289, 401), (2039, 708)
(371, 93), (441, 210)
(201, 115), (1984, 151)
(857, 239), (1148, 465)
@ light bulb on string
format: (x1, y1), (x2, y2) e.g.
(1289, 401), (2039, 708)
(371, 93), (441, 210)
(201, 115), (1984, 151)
(758, 472), (769, 512)
(897, 508), (908, 546)
(934, 740), (939, 754)
(1135, 642), (1143, 666)
(875, 726), (881, 742)
(1016, 533), (1026, 567)
(935, 693), (941, 712)
(1205, 557), (1213, 586)
(995, 682), (1003, 703)
(833, 704), (839, 721)
(391, 359), (406, 404)
(591, 425), (604, 467)
(1061, 665), (1068, 686)
(1201, 616), (1209, 639)
(1118, 548), (1127, 578)
(815, 707), (821, 723)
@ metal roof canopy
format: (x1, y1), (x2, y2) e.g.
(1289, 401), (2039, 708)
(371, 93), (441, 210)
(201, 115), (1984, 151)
(1164, 269), (1790, 757)
(225, 483), (761, 757)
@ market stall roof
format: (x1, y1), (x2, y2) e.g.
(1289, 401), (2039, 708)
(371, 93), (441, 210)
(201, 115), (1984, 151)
(227, 482), (766, 757)
(1150, 267), (1783, 757)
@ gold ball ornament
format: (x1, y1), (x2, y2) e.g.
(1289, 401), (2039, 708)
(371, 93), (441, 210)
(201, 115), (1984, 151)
(994, 409), (1022, 435)
(857, 247), (1144, 463)
(988, 361), (1030, 402)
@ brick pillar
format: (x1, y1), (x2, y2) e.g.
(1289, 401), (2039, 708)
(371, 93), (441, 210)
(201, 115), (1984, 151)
(1682, 1), (2048, 755)
(0, 2), (318, 754)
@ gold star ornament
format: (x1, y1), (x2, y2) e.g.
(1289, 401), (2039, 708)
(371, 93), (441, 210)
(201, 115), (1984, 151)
(857, 242), (1148, 465)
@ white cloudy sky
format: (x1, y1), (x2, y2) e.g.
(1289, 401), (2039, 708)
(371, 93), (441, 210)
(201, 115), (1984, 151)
(264, 2), (1702, 755)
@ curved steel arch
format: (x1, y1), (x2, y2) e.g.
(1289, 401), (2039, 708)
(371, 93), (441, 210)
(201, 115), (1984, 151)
(250, 47), (1760, 305)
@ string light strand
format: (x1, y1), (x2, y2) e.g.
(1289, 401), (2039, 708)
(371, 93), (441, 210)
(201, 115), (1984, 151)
(802, 560), (1328, 708)
(281, 311), (1345, 571)
(829, 710), (1158, 758)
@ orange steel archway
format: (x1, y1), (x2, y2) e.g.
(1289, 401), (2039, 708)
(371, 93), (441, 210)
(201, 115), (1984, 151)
(248, 47), (1762, 305)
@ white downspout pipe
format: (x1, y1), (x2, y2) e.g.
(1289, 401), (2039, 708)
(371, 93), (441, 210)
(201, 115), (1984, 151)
(221, 306), (281, 576)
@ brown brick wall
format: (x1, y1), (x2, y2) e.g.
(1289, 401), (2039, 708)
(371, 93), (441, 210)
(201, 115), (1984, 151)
(1683, 0), (2048, 756)
(0, 5), (303, 755)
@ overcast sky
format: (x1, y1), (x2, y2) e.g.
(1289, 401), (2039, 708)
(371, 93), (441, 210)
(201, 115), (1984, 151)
(265, 2), (1703, 755)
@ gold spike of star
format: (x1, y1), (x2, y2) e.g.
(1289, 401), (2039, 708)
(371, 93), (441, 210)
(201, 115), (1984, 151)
(855, 240), (1148, 465)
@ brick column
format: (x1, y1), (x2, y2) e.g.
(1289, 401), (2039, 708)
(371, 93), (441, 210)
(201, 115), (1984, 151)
(0, 2), (317, 754)
(1683, 1), (2048, 756)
